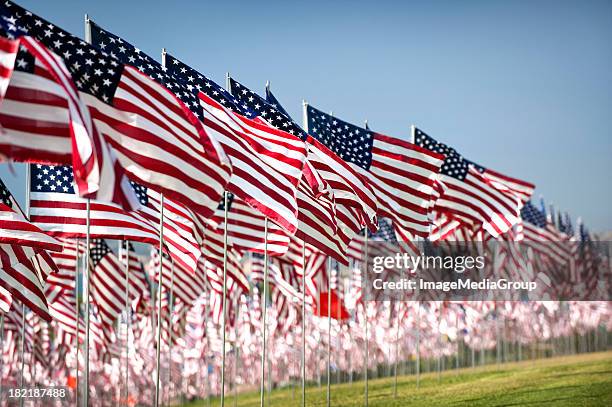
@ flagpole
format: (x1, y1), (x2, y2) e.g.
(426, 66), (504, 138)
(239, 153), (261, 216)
(220, 190), (230, 407)
(363, 118), (371, 406)
(233, 296), (240, 407)
(75, 238), (80, 404)
(154, 193), (165, 407)
(410, 125), (422, 390)
(168, 260), (175, 405)
(0, 313), (4, 397)
(300, 101), (308, 407)
(203, 286), (211, 407)
(123, 241), (130, 405)
(81, 16), (94, 406)
(326, 257), (332, 407)
(259, 218), (269, 407)
(363, 229), (369, 407)
(82, 197), (91, 406)
(19, 163), (32, 407)
(393, 301), (401, 397)
(301, 241), (306, 407)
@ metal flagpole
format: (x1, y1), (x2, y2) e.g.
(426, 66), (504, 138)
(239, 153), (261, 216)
(416, 301), (421, 389)
(154, 194), (165, 407)
(220, 70), (234, 407)
(19, 164), (32, 407)
(363, 116), (371, 407)
(326, 258), (332, 407)
(0, 313), (4, 397)
(410, 126), (422, 390)
(437, 306), (442, 383)
(203, 287), (212, 407)
(219, 174), (230, 405)
(233, 296), (240, 407)
(363, 229), (369, 407)
(393, 301), (401, 397)
(123, 241), (130, 404)
(259, 218), (269, 407)
(300, 102), (308, 407)
(168, 261), (175, 405)
(75, 238), (80, 403)
(82, 122), (91, 403)
(83, 197), (91, 406)
(301, 241), (306, 407)
(82, 16), (94, 406)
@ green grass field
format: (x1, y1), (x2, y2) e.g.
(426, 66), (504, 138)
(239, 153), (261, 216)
(184, 351), (612, 406)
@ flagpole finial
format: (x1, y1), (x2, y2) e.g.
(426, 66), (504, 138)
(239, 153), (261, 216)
(84, 14), (92, 44)
(225, 72), (231, 93)
(265, 80), (270, 92)
(160, 49), (167, 68)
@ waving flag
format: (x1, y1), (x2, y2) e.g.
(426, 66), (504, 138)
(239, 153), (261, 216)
(45, 237), (84, 301)
(0, 3), (130, 205)
(0, 175), (62, 251)
(231, 82), (382, 262)
(29, 164), (160, 244)
(414, 127), (522, 237)
(306, 105), (444, 240)
(130, 181), (201, 273)
(210, 194), (290, 256)
(163, 53), (307, 233)
(480, 168), (534, 204)
(90, 24), (305, 234)
(1, 2), (230, 218)
(89, 238), (127, 343)
(148, 249), (207, 308)
(226, 80), (349, 261)
(520, 202), (572, 265)
(0, 243), (52, 321)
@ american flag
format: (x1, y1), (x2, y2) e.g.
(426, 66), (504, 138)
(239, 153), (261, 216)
(231, 82), (377, 262)
(225, 80), (346, 260)
(90, 23), (305, 234)
(0, 242), (52, 320)
(306, 106), (445, 241)
(210, 195), (290, 256)
(29, 164), (160, 244)
(414, 127), (522, 238)
(0, 284), (11, 312)
(45, 237), (84, 302)
(119, 241), (149, 310)
(48, 289), (105, 351)
(89, 238), (126, 343)
(130, 181), (201, 273)
(199, 225), (250, 294)
(480, 168), (534, 205)
(163, 54), (307, 234)
(520, 201), (573, 266)
(0, 3), (128, 205)
(1, 2), (231, 218)
(0, 175), (62, 251)
(148, 249), (208, 309)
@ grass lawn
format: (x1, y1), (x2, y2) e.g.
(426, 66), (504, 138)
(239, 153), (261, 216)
(183, 351), (612, 406)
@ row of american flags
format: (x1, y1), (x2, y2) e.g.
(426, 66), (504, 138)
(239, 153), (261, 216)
(0, 0), (609, 403)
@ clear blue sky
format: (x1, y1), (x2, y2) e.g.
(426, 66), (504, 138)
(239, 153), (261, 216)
(1, 0), (611, 231)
